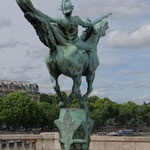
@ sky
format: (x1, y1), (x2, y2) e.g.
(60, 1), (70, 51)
(0, 0), (150, 104)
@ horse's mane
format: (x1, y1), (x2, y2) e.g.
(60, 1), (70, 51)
(81, 20), (108, 41)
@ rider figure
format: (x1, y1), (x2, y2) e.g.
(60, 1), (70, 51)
(47, 0), (93, 51)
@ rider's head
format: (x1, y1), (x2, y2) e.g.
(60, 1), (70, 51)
(60, 0), (74, 16)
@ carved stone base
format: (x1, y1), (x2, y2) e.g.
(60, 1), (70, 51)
(54, 108), (94, 150)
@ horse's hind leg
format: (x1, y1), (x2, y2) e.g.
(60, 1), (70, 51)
(50, 75), (61, 97)
(68, 84), (75, 105)
(73, 76), (88, 109)
(83, 72), (95, 101)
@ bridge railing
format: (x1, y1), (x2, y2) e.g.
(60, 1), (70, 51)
(0, 134), (42, 150)
(0, 133), (150, 150)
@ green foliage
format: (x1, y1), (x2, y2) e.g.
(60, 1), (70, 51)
(0, 91), (150, 131)
(71, 96), (80, 108)
(40, 92), (67, 104)
(143, 112), (150, 126)
(38, 102), (59, 129)
(87, 96), (99, 103)
(40, 93), (54, 104)
(0, 92), (39, 127)
(90, 98), (114, 128)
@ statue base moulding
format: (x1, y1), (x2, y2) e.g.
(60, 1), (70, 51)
(54, 108), (94, 150)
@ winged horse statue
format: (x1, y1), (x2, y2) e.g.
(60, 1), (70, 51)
(16, 0), (111, 108)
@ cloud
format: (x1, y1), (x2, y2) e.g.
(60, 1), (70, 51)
(0, 18), (12, 29)
(25, 47), (48, 60)
(107, 24), (150, 49)
(136, 95), (150, 104)
(78, 0), (150, 19)
(0, 40), (19, 49)
(0, 40), (29, 49)
(121, 70), (145, 76)
(133, 82), (150, 89)
(102, 59), (122, 67)
(91, 89), (110, 98)
(7, 64), (38, 74)
(90, 81), (118, 98)
(0, 70), (31, 82)
(0, 63), (40, 82)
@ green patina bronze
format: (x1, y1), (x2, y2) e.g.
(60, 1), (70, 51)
(15, 0), (111, 149)
(16, 0), (111, 108)
(55, 108), (94, 150)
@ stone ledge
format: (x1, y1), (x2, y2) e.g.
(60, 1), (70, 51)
(91, 136), (150, 143)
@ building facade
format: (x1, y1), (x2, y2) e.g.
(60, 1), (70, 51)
(0, 80), (40, 102)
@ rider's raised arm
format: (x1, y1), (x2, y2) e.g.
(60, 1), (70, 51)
(93, 13), (112, 25)
(75, 16), (92, 28)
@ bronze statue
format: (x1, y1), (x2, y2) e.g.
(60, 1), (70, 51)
(16, 0), (111, 108)
(15, 1), (112, 149)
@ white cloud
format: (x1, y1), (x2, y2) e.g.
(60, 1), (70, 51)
(102, 59), (122, 67)
(133, 82), (150, 89)
(107, 24), (150, 49)
(121, 70), (145, 76)
(25, 47), (48, 61)
(78, 0), (150, 19)
(0, 18), (11, 29)
(91, 89), (109, 98)
(0, 40), (29, 50)
(0, 0), (150, 104)
(137, 95), (150, 104)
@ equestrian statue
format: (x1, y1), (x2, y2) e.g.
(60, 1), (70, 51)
(16, 0), (111, 108)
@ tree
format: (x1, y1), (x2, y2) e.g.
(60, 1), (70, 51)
(111, 102), (120, 123)
(87, 96), (99, 103)
(0, 98), (3, 125)
(38, 102), (59, 130)
(118, 101), (138, 128)
(40, 93), (54, 104)
(86, 96), (99, 112)
(0, 92), (40, 128)
(143, 112), (150, 126)
(90, 98), (114, 129)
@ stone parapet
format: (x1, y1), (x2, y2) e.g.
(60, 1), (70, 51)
(0, 133), (150, 150)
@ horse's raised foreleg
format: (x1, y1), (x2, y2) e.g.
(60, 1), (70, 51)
(83, 72), (95, 101)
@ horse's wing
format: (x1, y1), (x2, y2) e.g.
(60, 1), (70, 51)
(16, 0), (56, 50)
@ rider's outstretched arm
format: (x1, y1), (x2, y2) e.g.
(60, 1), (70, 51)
(93, 13), (112, 25)
(75, 16), (93, 28)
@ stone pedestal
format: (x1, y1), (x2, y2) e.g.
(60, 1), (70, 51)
(54, 108), (94, 150)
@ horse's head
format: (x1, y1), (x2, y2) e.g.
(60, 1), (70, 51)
(93, 20), (109, 36)
(81, 20), (109, 47)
